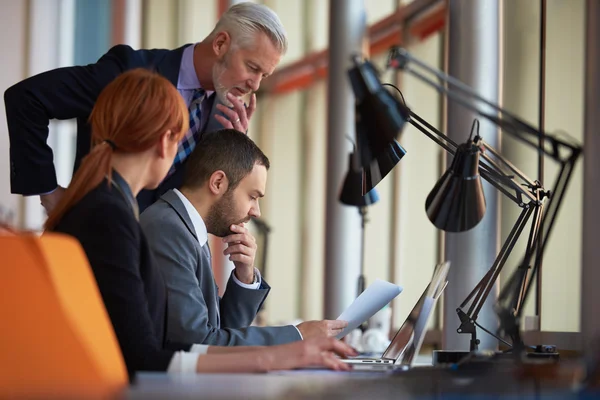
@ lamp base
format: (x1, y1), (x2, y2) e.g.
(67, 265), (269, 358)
(432, 350), (471, 366)
(433, 347), (560, 368)
(527, 345), (560, 360)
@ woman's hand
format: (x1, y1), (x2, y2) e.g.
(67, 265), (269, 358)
(260, 337), (358, 372)
(195, 338), (357, 373)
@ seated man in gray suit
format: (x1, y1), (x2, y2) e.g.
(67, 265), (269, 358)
(140, 129), (347, 346)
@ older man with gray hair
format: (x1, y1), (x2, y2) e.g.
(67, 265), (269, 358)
(5, 2), (289, 213)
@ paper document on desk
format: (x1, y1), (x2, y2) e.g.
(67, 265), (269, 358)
(336, 279), (403, 339)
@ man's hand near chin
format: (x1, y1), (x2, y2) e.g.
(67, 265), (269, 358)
(215, 92), (256, 134)
(222, 223), (257, 284)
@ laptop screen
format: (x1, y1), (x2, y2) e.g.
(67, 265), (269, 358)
(380, 261), (450, 364)
(380, 286), (429, 361)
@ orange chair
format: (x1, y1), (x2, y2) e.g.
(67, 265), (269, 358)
(0, 232), (127, 399)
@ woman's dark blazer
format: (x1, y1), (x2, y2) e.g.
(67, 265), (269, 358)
(53, 176), (192, 379)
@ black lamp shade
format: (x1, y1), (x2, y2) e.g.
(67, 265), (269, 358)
(425, 140), (486, 232)
(348, 58), (410, 170)
(340, 153), (380, 207)
(362, 140), (407, 195)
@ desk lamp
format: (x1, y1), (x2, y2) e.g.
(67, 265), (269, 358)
(346, 47), (582, 355)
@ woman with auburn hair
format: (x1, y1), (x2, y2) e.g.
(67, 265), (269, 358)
(46, 69), (355, 378)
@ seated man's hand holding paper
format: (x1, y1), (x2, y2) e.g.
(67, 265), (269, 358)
(296, 320), (348, 340)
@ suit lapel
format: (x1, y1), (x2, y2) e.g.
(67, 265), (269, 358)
(160, 190), (198, 241)
(154, 44), (190, 86)
(161, 189), (222, 327)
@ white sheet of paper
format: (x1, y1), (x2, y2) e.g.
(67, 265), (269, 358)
(336, 279), (403, 339)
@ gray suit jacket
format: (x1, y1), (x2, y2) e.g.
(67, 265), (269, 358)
(139, 190), (301, 346)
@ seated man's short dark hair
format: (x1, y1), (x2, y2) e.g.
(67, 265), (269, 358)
(182, 129), (270, 191)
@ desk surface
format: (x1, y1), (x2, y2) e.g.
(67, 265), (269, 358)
(127, 370), (386, 400)
(127, 362), (599, 400)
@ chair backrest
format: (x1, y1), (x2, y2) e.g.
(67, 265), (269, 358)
(0, 232), (127, 399)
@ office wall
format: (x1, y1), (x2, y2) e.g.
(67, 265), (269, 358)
(142, 0), (178, 49)
(177, 0), (217, 46)
(264, 0), (303, 64)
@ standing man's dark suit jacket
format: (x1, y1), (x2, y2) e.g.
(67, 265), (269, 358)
(52, 173), (193, 379)
(140, 190), (302, 346)
(4, 44), (221, 212)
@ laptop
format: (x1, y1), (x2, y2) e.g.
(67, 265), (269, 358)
(342, 261), (450, 369)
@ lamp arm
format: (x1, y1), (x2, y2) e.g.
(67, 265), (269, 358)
(389, 47), (581, 165)
(496, 152), (579, 345)
(467, 205), (539, 320)
(408, 111), (461, 154)
(455, 205), (539, 351)
(513, 202), (544, 314)
(408, 116), (540, 206)
(466, 200), (545, 351)
(480, 142), (539, 194)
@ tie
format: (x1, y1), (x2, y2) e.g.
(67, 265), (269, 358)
(201, 242), (220, 327)
(168, 89), (206, 176)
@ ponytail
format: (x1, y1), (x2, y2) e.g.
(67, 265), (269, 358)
(44, 142), (113, 230)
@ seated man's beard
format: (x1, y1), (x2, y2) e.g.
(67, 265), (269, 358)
(206, 191), (247, 237)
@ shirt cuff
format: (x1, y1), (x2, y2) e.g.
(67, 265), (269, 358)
(190, 344), (209, 354)
(293, 325), (304, 340)
(232, 267), (262, 289)
(167, 351), (200, 374)
(40, 187), (58, 196)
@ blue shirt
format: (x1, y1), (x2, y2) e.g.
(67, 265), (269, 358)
(176, 44), (215, 133)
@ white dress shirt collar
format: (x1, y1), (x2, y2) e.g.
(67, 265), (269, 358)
(173, 189), (208, 247)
